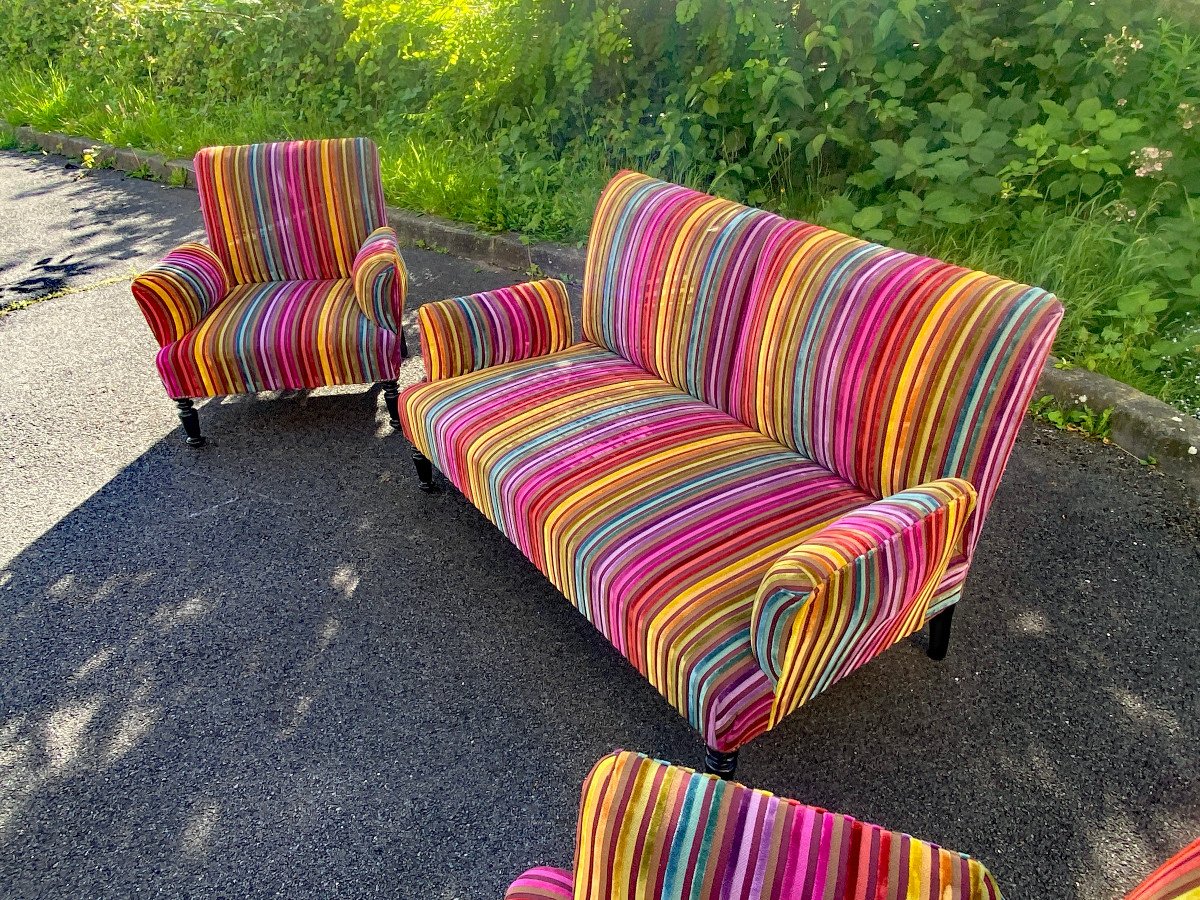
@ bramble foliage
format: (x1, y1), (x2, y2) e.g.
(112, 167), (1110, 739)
(0, 0), (1197, 412)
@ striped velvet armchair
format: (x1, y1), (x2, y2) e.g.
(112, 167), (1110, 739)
(506, 750), (1005, 900)
(400, 172), (1062, 774)
(131, 138), (408, 445)
(508, 752), (1200, 899)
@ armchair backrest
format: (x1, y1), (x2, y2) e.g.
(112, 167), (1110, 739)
(194, 138), (388, 285)
(726, 220), (1063, 554)
(572, 751), (1002, 900)
(581, 171), (781, 410)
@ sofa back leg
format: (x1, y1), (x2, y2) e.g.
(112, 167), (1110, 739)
(380, 380), (400, 429)
(412, 447), (436, 493)
(174, 398), (206, 447)
(927, 605), (955, 661)
(704, 746), (738, 779)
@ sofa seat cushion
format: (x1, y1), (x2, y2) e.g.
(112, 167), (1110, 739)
(400, 343), (873, 750)
(156, 278), (403, 398)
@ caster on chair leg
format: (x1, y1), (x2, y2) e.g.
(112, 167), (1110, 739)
(412, 448), (436, 493)
(174, 398), (206, 447)
(927, 606), (955, 661)
(381, 379), (400, 430)
(704, 746), (738, 779)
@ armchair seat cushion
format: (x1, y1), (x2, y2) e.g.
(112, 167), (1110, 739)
(157, 278), (404, 398)
(400, 343), (875, 750)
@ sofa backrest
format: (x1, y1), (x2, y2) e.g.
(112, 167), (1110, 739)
(727, 220), (1063, 553)
(572, 750), (1002, 900)
(582, 171), (781, 410)
(194, 138), (388, 285)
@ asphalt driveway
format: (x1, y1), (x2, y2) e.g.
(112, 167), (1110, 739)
(1, 149), (1197, 899)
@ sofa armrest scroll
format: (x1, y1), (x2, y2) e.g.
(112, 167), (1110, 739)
(751, 478), (976, 725)
(131, 243), (228, 346)
(352, 226), (407, 332)
(417, 279), (573, 381)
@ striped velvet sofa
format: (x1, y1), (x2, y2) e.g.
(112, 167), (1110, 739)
(505, 750), (1004, 900)
(132, 138), (408, 445)
(399, 171), (1062, 773)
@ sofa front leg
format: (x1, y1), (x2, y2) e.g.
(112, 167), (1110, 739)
(381, 379), (400, 429)
(704, 746), (738, 779)
(412, 448), (436, 493)
(927, 605), (955, 661)
(174, 398), (206, 447)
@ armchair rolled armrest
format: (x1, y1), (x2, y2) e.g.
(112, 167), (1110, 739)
(751, 477), (976, 726)
(417, 278), (573, 381)
(131, 243), (228, 346)
(352, 225), (408, 333)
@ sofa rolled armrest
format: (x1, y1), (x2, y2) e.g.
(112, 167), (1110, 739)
(751, 477), (976, 726)
(131, 243), (228, 346)
(352, 225), (407, 332)
(417, 278), (573, 381)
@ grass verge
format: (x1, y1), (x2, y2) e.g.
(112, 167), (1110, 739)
(1, 66), (1196, 416)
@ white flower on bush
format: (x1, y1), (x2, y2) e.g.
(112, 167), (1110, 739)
(1132, 146), (1172, 177)
(1180, 102), (1198, 131)
(1111, 200), (1138, 221)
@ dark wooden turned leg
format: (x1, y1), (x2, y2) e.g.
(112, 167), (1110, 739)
(381, 379), (400, 430)
(174, 398), (205, 447)
(412, 448), (436, 493)
(927, 605), (955, 661)
(704, 746), (738, 779)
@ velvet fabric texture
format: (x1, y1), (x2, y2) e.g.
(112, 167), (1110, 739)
(401, 171), (1063, 751)
(133, 138), (406, 398)
(506, 751), (1005, 899)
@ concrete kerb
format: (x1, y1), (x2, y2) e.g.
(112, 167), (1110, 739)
(3, 122), (1196, 496)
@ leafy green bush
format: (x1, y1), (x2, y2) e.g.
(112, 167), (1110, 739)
(0, 0), (1197, 413)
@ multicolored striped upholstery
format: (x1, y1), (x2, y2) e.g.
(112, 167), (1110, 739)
(419, 279), (573, 381)
(582, 171), (781, 410)
(352, 225), (408, 332)
(132, 243), (229, 346)
(133, 139), (406, 401)
(752, 479), (975, 725)
(402, 171), (1061, 751)
(401, 345), (872, 750)
(727, 220), (1062, 554)
(506, 750), (1004, 899)
(157, 279), (402, 398)
(505, 867), (574, 900)
(1128, 838), (1200, 900)
(194, 138), (388, 284)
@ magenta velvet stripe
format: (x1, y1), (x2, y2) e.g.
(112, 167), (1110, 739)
(400, 344), (874, 751)
(581, 171), (781, 411)
(507, 750), (1005, 899)
(505, 867), (574, 900)
(419, 279), (574, 381)
(351, 225), (408, 332)
(158, 279), (402, 398)
(728, 219), (1062, 554)
(194, 138), (388, 285)
(131, 243), (229, 347)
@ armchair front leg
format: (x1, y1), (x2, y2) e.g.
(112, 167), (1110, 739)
(751, 478), (977, 727)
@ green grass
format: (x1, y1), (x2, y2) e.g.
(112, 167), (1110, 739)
(2, 64), (1197, 416)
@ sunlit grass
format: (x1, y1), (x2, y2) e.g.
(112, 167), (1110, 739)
(1, 65), (1196, 414)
